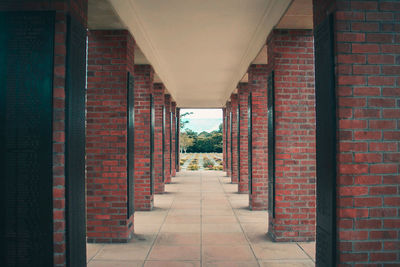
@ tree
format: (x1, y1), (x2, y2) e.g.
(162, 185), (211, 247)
(180, 132), (194, 153)
(180, 111), (193, 131)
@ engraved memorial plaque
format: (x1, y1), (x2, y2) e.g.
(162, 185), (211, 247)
(0, 11), (55, 266)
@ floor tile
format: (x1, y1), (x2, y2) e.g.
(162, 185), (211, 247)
(87, 170), (315, 266)
(202, 245), (256, 262)
(88, 260), (144, 267)
(147, 245), (200, 261)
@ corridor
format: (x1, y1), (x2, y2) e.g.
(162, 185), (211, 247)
(87, 171), (315, 267)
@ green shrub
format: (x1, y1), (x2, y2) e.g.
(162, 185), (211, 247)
(188, 164), (199, 170)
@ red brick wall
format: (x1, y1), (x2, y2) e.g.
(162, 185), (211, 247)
(314, 0), (400, 265)
(171, 101), (177, 177)
(231, 94), (239, 183)
(86, 30), (135, 243)
(268, 29), (316, 242)
(164, 94), (172, 183)
(226, 101), (232, 177)
(153, 83), (165, 193)
(134, 65), (154, 211)
(248, 64), (271, 210)
(238, 83), (249, 193)
(223, 107), (227, 172)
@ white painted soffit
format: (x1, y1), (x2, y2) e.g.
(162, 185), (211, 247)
(108, 0), (291, 108)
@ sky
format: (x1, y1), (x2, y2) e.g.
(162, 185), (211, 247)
(181, 109), (223, 133)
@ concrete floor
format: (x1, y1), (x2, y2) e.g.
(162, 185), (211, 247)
(87, 171), (316, 267)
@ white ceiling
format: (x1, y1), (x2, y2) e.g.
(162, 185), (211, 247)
(107, 0), (291, 107)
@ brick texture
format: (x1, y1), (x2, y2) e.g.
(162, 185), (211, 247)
(248, 64), (271, 210)
(314, 0), (400, 265)
(230, 93), (239, 183)
(238, 83), (249, 193)
(164, 94), (172, 183)
(171, 101), (177, 177)
(268, 30), (316, 242)
(134, 64), (154, 211)
(86, 30), (135, 243)
(153, 83), (165, 194)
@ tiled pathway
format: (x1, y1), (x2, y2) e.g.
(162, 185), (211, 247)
(87, 171), (315, 267)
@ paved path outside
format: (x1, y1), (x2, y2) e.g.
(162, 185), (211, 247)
(87, 171), (315, 267)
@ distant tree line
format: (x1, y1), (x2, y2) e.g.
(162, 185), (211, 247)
(180, 124), (223, 153)
(179, 111), (223, 153)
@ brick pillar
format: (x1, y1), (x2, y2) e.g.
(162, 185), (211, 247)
(226, 101), (232, 177)
(171, 101), (177, 177)
(231, 93), (239, 183)
(314, 0), (400, 265)
(153, 83), (165, 194)
(86, 30), (135, 243)
(176, 107), (181, 172)
(248, 64), (271, 210)
(268, 30), (316, 242)
(134, 65), (154, 211)
(238, 83), (249, 193)
(222, 107), (227, 172)
(1, 1), (88, 265)
(164, 94), (172, 183)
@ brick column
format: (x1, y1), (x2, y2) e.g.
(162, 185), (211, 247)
(171, 101), (177, 177)
(222, 107), (227, 172)
(86, 30), (135, 243)
(134, 65), (154, 211)
(226, 101), (232, 177)
(268, 30), (316, 242)
(238, 83), (249, 193)
(153, 83), (165, 194)
(314, 0), (400, 265)
(1, 1), (88, 265)
(164, 94), (172, 183)
(248, 64), (271, 210)
(231, 93), (239, 183)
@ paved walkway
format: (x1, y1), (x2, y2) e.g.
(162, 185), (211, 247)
(87, 171), (315, 267)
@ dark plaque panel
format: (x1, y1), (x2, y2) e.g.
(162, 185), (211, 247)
(315, 14), (336, 267)
(248, 94), (253, 194)
(127, 72), (135, 217)
(267, 72), (275, 217)
(237, 106), (240, 182)
(225, 115), (228, 169)
(170, 112), (173, 174)
(65, 15), (87, 267)
(162, 105), (166, 182)
(230, 111), (233, 176)
(150, 95), (155, 194)
(0, 11), (54, 266)
(176, 115), (179, 171)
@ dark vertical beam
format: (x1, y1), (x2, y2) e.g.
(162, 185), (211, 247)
(237, 105), (240, 182)
(170, 111), (173, 174)
(65, 14), (87, 267)
(267, 71), (275, 218)
(315, 14), (336, 267)
(0, 11), (55, 266)
(127, 72), (135, 217)
(248, 93), (253, 194)
(175, 114), (179, 172)
(225, 114), (228, 170)
(162, 105), (165, 182)
(150, 94), (155, 194)
(230, 111), (233, 177)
